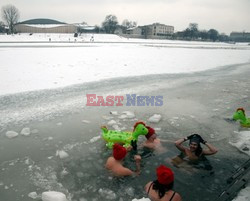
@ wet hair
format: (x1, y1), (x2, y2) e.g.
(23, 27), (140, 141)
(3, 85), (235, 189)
(152, 180), (174, 199)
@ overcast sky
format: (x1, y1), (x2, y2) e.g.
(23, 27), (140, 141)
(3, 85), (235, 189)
(1, 0), (250, 34)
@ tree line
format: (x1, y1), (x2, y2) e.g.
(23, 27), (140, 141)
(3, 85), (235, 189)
(1, 4), (231, 42)
(173, 23), (230, 42)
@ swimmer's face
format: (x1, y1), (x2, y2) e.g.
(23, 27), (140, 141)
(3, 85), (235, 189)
(149, 134), (156, 142)
(189, 142), (198, 151)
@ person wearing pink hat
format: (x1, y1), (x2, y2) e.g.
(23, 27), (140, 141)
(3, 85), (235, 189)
(145, 165), (182, 201)
(105, 143), (141, 176)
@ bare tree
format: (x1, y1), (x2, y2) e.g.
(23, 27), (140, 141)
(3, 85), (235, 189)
(1, 4), (20, 34)
(102, 15), (118, 34)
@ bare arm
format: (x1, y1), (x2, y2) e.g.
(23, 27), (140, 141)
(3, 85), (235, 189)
(202, 142), (218, 155)
(134, 155), (141, 175)
(175, 138), (187, 152)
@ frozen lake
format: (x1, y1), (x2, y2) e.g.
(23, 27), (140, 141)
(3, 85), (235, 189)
(0, 34), (250, 201)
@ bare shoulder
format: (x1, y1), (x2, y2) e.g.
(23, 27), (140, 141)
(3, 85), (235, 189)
(105, 156), (115, 169)
(173, 192), (182, 201)
(144, 181), (152, 191)
(117, 166), (134, 176)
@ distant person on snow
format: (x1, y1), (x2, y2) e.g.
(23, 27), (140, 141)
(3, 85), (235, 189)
(105, 143), (141, 176)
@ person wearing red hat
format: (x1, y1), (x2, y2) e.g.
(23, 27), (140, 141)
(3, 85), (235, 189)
(145, 165), (182, 201)
(141, 126), (167, 153)
(105, 143), (142, 176)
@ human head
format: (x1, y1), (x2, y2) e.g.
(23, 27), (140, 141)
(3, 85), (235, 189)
(145, 126), (156, 140)
(156, 165), (174, 185)
(189, 134), (201, 152)
(113, 143), (127, 160)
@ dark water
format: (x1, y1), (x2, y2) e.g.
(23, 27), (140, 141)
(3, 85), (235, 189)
(1, 63), (250, 201)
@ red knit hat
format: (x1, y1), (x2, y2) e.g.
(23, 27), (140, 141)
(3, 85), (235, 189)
(145, 126), (155, 139)
(113, 143), (127, 160)
(156, 165), (174, 185)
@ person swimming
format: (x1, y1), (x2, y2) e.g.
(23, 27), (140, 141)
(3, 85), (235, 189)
(105, 143), (141, 176)
(172, 134), (218, 170)
(145, 165), (182, 201)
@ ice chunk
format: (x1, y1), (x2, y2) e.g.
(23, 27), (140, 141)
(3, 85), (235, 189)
(110, 111), (118, 115)
(132, 198), (150, 201)
(89, 136), (101, 143)
(42, 191), (67, 201)
(98, 188), (117, 200)
(56, 150), (69, 159)
(107, 120), (117, 126)
(148, 114), (162, 123)
(122, 111), (135, 119)
(28, 192), (38, 199)
(82, 120), (90, 124)
(21, 127), (31, 136)
(5, 131), (19, 138)
(112, 124), (121, 131)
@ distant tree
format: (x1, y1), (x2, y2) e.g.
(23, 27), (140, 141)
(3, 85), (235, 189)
(199, 30), (209, 40)
(1, 4), (20, 34)
(121, 19), (137, 34)
(122, 19), (137, 28)
(208, 29), (219, 41)
(188, 23), (199, 39)
(0, 21), (5, 33)
(102, 14), (118, 34)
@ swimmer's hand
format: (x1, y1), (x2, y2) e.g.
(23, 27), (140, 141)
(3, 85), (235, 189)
(134, 155), (141, 162)
(198, 136), (207, 144)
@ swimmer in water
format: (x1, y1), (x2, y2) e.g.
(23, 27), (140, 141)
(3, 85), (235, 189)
(134, 121), (168, 153)
(105, 143), (141, 176)
(172, 134), (218, 169)
(145, 165), (182, 201)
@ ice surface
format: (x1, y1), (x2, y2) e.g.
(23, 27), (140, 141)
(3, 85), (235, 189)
(42, 191), (67, 201)
(1, 34), (250, 96)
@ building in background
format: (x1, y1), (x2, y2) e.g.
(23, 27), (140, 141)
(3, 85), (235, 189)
(230, 32), (250, 42)
(142, 23), (174, 39)
(15, 18), (77, 33)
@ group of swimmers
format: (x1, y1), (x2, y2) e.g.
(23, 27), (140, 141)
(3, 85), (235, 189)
(105, 121), (218, 201)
